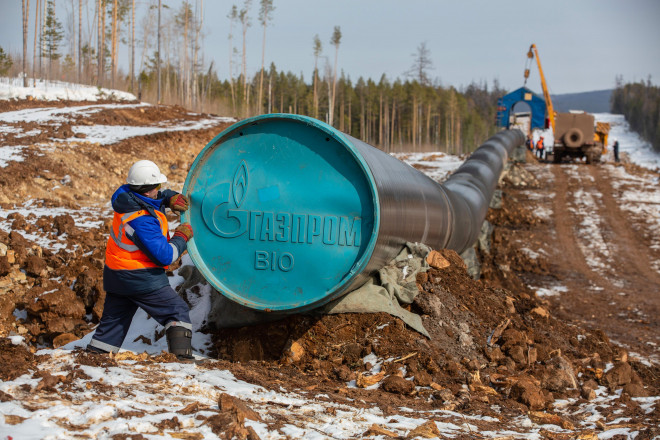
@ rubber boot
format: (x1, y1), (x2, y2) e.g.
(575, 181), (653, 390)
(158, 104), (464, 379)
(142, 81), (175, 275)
(166, 326), (194, 360)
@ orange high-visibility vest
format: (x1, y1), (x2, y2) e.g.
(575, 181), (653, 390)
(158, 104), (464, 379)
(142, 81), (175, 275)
(105, 209), (169, 271)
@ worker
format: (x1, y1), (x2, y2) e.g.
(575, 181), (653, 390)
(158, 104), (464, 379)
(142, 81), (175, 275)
(536, 136), (545, 160)
(87, 160), (195, 360)
(525, 136), (533, 151)
(613, 139), (620, 163)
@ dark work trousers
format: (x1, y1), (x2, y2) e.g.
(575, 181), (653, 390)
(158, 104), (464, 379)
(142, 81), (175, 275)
(88, 285), (191, 353)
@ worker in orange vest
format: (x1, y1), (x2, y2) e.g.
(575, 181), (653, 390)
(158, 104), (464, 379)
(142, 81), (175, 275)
(536, 136), (545, 160)
(87, 160), (195, 360)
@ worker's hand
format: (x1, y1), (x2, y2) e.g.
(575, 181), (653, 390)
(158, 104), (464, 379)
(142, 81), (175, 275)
(168, 194), (189, 213)
(173, 223), (193, 242)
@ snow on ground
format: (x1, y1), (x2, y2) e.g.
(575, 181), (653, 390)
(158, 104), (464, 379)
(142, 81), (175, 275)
(595, 113), (660, 171)
(0, 76), (137, 101)
(605, 164), (660, 273)
(0, 200), (108, 253)
(0, 145), (26, 167)
(533, 284), (569, 298)
(393, 151), (464, 182)
(0, 102), (149, 124)
(562, 165), (617, 284)
(0, 102), (235, 167)
(70, 118), (231, 146)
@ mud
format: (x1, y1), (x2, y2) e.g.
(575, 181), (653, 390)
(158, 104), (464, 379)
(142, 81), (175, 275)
(0, 339), (37, 381)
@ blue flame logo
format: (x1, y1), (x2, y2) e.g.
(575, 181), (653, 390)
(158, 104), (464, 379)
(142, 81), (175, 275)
(201, 160), (249, 238)
(232, 161), (248, 208)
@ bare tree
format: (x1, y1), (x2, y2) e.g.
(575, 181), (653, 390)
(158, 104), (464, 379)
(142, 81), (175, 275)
(157, 0), (161, 103)
(22, 0), (30, 87)
(111, 0), (117, 87)
(257, 0), (274, 114)
(227, 5), (237, 114)
(32, 0), (39, 84)
(40, 0), (46, 76)
(130, 0), (134, 91)
(329, 25), (341, 126)
(407, 41), (433, 86)
(97, 0), (104, 86)
(192, 0), (204, 110)
(312, 34), (321, 119)
(138, 3), (154, 78)
(239, 0), (251, 116)
(78, 0), (82, 82)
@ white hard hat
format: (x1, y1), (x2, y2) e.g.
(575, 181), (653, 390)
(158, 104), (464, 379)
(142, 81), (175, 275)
(126, 160), (167, 185)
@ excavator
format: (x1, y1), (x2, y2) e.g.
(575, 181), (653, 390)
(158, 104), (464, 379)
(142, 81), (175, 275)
(524, 44), (609, 164)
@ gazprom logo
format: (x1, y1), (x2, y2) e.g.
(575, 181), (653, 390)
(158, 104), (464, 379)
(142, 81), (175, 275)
(201, 160), (362, 247)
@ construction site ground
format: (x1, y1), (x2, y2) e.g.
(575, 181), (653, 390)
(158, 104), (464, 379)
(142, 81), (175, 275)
(0, 98), (658, 439)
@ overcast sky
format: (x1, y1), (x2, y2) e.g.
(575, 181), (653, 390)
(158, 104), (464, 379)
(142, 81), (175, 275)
(1, 0), (659, 95)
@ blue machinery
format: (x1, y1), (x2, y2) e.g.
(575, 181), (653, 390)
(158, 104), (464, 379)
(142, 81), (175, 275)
(183, 114), (524, 313)
(496, 86), (547, 131)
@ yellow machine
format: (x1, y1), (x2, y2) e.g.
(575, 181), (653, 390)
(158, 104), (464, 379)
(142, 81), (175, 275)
(524, 44), (555, 132)
(523, 44), (610, 163)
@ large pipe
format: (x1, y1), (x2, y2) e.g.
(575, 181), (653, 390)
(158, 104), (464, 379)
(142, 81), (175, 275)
(182, 114), (524, 313)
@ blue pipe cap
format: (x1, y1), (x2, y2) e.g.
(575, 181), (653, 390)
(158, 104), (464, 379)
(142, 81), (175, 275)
(182, 114), (380, 312)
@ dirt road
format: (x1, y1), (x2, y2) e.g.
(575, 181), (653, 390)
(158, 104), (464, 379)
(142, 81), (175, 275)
(521, 161), (660, 362)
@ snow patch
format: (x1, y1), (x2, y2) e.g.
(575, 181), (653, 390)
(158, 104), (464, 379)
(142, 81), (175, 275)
(0, 77), (137, 101)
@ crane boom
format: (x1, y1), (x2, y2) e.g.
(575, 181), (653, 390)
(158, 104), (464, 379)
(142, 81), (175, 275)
(523, 44), (555, 132)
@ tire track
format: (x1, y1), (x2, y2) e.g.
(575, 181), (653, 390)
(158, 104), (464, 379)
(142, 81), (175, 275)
(549, 164), (660, 351)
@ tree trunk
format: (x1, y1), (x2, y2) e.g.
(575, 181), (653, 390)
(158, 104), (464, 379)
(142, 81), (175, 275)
(426, 102), (431, 149)
(227, 14), (236, 115)
(192, 0), (203, 111)
(78, 0), (81, 83)
(157, 0), (161, 104)
(32, 0), (39, 85)
(258, 14), (267, 115)
(97, 0), (102, 86)
(111, 0), (117, 88)
(359, 93), (365, 139)
(183, 5), (190, 107)
(412, 94), (418, 149)
(390, 100), (396, 152)
(130, 0), (134, 92)
(241, 19), (248, 116)
(22, 0), (29, 87)
(339, 94), (344, 131)
(445, 115), (450, 153)
(313, 62), (318, 119)
(40, 0), (46, 78)
(347, 94), (351, 135)
(378, 92), (383, 147)
(267, 72), (272, 113)
(330, 46), (338, 126)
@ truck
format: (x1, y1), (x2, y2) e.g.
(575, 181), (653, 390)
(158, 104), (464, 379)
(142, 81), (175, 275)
(551, 112), (610, 164)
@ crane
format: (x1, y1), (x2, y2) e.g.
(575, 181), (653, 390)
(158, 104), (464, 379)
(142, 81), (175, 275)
(524, 44), (555, 132)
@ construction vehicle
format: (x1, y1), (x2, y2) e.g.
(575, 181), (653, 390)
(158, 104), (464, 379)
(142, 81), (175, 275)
(524, 44), (610, 164)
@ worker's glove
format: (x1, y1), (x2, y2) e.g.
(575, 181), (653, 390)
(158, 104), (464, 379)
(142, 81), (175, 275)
(168, 194), (189, 213)
(173, 223), (193, 242)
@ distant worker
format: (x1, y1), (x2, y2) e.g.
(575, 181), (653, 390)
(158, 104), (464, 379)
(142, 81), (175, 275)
(536, 136), (545, 160)
(525, 136), (533, 151)
(613, 139), (620, 163)
(87, 160), (195, 360)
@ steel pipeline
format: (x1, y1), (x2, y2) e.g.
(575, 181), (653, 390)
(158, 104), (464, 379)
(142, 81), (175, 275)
(342, 128), (525, 292)
(182, 114), (524, 312)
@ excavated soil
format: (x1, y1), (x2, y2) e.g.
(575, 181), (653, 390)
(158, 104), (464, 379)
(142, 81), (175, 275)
(1, 100), (659, 435)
